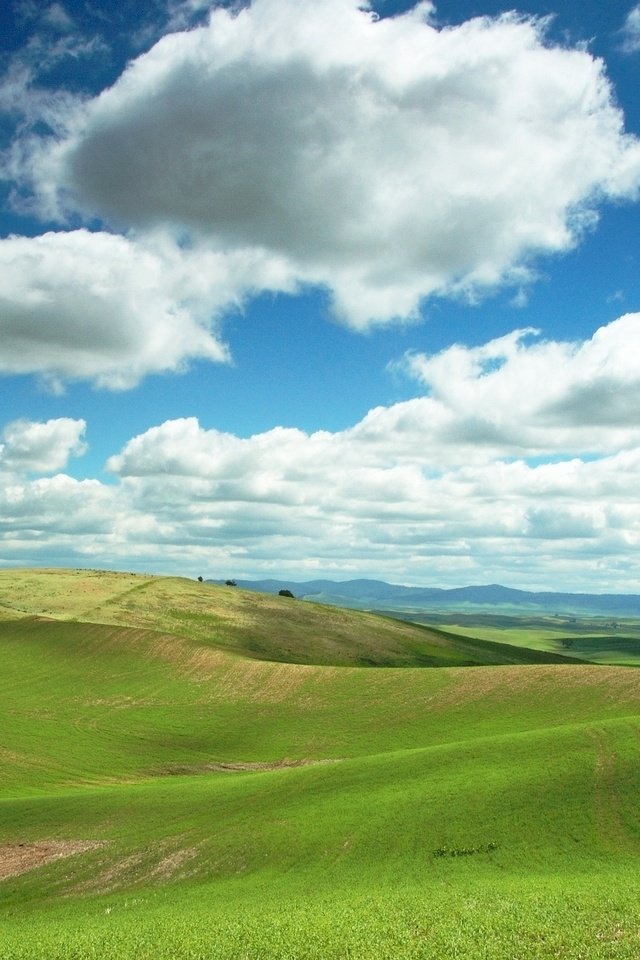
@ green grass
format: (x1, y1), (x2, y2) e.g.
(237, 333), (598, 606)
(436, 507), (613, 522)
(405, 611), (640, 667)
(2, 569), (640, 958)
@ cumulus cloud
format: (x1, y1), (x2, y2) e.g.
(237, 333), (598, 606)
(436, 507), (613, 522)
(400, 313), (640, 456)
(2, 316), (639, 589)
(0, 230), (296, 389)
(10, 0), (640, 328)
(107, 309), (640, 489)
(0, 417), (86, 473)
(0, 473), (118, 540)
(80, 314), (640, 590)
(3, 323), (640, 589)
(99, 415), (640, 590)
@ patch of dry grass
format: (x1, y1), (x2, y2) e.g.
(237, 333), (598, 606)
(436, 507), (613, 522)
(432, 663), (640, 709)
(0, 568), (156, 620)
(0, 841), (105, 882)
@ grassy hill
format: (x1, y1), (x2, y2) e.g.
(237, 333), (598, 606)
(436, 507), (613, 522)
(0, 567), (582, 668)
(1, 569), (640, 958)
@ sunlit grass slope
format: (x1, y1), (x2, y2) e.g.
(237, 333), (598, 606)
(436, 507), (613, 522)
(2, 569), (640, 958)
(0, 568), (580, 667)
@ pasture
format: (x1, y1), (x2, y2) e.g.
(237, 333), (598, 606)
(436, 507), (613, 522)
(1, 569), (640, 958)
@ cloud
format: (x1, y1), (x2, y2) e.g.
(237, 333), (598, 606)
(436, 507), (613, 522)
(1, 316), (639, 591)
(165, 0), (217, 33)
(98, 412), (640, 590)
(0, 417), (86, 473)
(0, 229), (296, 389)
(10, 0), (640, 328)
(621, 5), (640, 53)
(41, 3), (74, 32)
(401, 313), (640, 456)
(3, 438), (640, 592)
(0, 473), (117, 539)
(86, 314), (640, 590)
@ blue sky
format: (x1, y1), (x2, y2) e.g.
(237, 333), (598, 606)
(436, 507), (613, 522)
(0, 0), (639, 590)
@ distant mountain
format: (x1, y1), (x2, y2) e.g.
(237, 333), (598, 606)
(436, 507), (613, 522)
(207, 578), (640, 616)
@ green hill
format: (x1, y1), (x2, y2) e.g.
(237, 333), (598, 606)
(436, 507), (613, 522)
(1, 569), (640, 959)
(0, 568), (583, 668)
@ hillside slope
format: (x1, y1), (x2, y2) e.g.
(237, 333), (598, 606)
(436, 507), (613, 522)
(1, 572), (640, 958)
(0, 568), (582, 668)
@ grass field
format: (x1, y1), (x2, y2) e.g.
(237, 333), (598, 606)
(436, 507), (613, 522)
(2, 569), (640, 958)
(403, 610), (640, 667)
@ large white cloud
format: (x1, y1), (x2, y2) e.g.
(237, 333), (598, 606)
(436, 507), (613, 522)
(0, 229), (295, 388)
(15, 0), (640, 328)
(397, 312), (640, 456)
(64, 314), (637, 591)
(2, 316), (638, 590)
(0, 417), (86, 472)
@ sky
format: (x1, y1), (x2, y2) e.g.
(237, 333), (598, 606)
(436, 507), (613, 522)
(0, 0), (639, 592)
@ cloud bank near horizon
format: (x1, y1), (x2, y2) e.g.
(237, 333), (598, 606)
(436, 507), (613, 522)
(2, 315), (640, 592)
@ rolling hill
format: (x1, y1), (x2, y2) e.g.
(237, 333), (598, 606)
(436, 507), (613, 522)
(0, 568), (581, 668)
(1, 568), (640, 959)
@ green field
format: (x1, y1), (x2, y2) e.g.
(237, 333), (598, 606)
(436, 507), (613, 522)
(2, 569), (640, 958)
(403, 611), (640, 667)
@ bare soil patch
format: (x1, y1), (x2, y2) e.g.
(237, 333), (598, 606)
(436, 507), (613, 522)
(0, 841), (104, 882)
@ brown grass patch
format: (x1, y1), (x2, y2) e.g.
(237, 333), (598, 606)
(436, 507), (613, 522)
(0, 841), (104, 882)
(80, 851), (145, 894)
(147, 846), (200, 881)
(155, 757), (338, 776)
(80, 840), (204, 893)
(431, 664), (640, 710)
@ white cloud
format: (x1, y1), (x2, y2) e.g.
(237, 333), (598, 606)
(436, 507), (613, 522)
(11, 0), (640, 328)
(71, 314), (640, 590)
(165, 0), (217, 33)
(1, 316), (639, 591)
(0, 230), (296, 389)
(400, 314), (640, 456)
(99, 418), (640, 590)
(0, 473), (118, 540)
(0, 418), (86, 473)
(621, 5), (640, 53)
